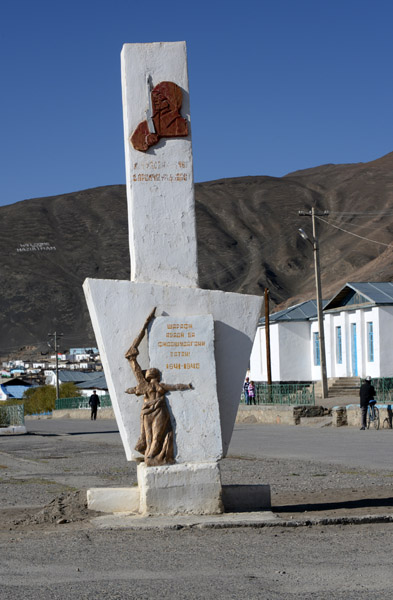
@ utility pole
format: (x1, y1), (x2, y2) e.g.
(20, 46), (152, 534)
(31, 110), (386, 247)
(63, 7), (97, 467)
(264, 288), (272, 385)
(48, 331), (63, 401)
(298, 208), (329, 399)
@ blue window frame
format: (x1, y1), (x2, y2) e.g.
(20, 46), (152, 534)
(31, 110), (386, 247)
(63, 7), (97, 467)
(336, 326), (342, 364)
(313, 332), (320, 366)
(367, 322), (374, 362)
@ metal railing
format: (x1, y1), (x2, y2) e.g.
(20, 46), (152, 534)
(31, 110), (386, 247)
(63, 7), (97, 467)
(55, 395), (112, 410)
(361, 378), (393, 404)
(241, 383), (315, 406)
(0, 404), (25, 427)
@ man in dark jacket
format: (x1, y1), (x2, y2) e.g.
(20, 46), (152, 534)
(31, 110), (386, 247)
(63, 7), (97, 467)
(359, 376), (376, 430)
(89, 390), (100, 420)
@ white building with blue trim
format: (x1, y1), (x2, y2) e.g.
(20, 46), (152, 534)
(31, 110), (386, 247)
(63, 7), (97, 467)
(250, 282), (393, 382)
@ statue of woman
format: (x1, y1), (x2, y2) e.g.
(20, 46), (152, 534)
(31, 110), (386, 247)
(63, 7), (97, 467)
(125, 307), (192, 466)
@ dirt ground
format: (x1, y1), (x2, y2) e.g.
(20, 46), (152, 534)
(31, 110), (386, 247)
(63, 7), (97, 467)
(1, 419), (393, 533)
(2, 419), (393, 599)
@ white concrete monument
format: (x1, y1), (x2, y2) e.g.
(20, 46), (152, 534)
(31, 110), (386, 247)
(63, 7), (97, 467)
(84, 41), (263, 516)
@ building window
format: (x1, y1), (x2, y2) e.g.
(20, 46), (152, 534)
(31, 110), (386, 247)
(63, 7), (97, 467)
(336, 326), (342, 364)
(367, 322), (374, 362)
(313, 332), (320, 366)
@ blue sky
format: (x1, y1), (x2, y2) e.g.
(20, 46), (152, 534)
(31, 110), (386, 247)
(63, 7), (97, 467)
(1, 0), (392, 206)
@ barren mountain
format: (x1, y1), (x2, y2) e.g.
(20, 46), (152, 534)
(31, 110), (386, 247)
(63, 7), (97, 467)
(1, 152), (393, 356)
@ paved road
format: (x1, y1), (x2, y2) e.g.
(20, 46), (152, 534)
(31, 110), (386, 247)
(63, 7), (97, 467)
(25, 417), (122, 445)
(25, 418), (393, 471)
(230, 423), (393, 470)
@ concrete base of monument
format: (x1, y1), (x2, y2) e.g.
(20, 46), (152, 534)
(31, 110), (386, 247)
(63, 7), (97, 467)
(88, 461), (223, 516)
(138, 462), (223, 516)
(87, 464), (271, 516)
(87, 486), (140, 514)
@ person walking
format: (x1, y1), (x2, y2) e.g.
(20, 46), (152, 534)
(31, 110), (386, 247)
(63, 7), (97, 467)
(89, 390), (100, 420)
(359, 376), (376, 430)
(243, 377), (250, 405)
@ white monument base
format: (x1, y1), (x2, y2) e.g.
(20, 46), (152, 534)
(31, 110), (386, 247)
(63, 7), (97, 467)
(138, 462), (223, 516)
(87, 462), (223, 516)
(87, 487), (140, 514)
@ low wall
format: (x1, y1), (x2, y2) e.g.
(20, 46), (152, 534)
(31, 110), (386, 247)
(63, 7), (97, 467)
(48, 404), (393, 428)
(52, 408), (115, 420)
(331, 404), (393, 428)
(236, 405), (326, 426)
(0, 425), (27, 435)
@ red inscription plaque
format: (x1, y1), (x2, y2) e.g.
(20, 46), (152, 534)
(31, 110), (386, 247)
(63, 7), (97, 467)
(131, 81), (189, 152)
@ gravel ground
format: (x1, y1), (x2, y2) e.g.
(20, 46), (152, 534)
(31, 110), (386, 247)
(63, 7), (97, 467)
(1, 419), (393, 526)
(1, 419), (393, 598)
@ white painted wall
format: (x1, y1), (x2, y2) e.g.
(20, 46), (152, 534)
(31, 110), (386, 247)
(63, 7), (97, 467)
(249, 322), (281, 382)
(377, 306), (393, 376)
(249, 326), (264, 381)
(278, 322), (311, 380)
(250, 321), (311, 382)
(251, 304), (393, 383)
(326, 312), (347, 378)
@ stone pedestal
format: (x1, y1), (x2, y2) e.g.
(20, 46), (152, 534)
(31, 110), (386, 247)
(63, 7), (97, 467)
(138, 462), (223, 516)
(87, 487), (140, 513)
(87, 462), (223, 516)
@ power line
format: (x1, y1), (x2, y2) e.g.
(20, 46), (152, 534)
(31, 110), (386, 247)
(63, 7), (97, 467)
(328, 210), (393, 217)
(316, 215), (393, 248)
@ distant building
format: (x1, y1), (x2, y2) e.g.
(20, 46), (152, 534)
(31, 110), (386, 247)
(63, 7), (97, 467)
(0, 377), (34, 401)
(45, 370), (107, 393)
(68, 348), (99, 362)
(250, 282), (393, 382)
(75, 373), (108, 397)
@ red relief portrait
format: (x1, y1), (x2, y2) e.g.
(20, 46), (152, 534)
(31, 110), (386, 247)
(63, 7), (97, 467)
(131, 81), (189, 152)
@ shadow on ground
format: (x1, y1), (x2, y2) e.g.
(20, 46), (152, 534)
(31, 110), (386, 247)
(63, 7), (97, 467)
(274, 496), (393, 514)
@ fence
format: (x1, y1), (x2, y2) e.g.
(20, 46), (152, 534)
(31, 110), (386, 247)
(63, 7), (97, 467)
(0, 404), (25, 427)
(55, 395), (112, 410)
(241, 383), (315, 406)
(365, 378), (393, 404)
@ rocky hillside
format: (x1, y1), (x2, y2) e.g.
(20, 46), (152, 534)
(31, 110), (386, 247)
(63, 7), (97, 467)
(2, 151), (393, 356)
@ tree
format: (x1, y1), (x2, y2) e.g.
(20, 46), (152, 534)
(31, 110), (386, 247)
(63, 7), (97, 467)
(23, 382), (79, 414)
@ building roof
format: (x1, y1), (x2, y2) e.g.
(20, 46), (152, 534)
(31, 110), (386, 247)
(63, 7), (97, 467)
(0, 377), (32, 386)
(1, 384), (33, 399)
(324, 282), (393, 311)
(75, 374), (108, 390)
(57, 371), (102, 384)
(258, 282), (393, 326)
(259, 300), (328, 325)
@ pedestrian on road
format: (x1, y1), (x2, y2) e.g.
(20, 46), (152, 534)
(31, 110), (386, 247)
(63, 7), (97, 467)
(89, 390), (100, 420)
(248, 381), (256, 405)
(243, 377), (250, 405)
(359, 376), (376, 430)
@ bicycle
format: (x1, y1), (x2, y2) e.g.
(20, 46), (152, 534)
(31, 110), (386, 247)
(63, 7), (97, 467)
(367, 402), (380, 430)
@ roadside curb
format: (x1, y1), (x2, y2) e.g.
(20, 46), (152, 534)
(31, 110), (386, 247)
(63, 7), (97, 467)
(90, 511), (393, 531)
